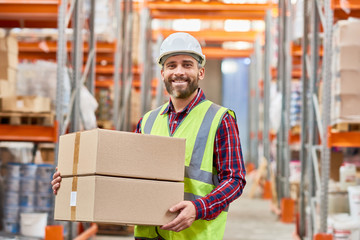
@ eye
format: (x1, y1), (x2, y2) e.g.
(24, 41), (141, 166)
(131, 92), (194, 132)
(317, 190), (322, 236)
(166, 64), (176, 69)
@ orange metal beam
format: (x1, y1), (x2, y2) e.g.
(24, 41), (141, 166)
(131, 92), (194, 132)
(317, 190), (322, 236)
(148, 2), (273, 20)
(203, 47), (252, 59)
(0, 0), (59, 28)
(328, 126), (360, 147)
(152, 29), (260, 43)
(0, 121), (58, 143)
(18, 41), (115, 53)
(332, 0), (360, 9)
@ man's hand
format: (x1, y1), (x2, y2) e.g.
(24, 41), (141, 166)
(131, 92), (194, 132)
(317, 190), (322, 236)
(51, 167), (62, 195)
(160, 201), (196, 232)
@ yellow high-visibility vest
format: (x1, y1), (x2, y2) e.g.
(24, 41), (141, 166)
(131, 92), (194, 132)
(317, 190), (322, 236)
(134, 100), (235, 240)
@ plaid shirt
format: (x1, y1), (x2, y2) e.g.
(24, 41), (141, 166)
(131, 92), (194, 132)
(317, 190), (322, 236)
(135, 88), (246, 221)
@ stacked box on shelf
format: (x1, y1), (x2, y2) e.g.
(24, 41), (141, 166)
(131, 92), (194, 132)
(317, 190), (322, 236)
(0, 34), (18, 98)
(331, 20), (360, 124)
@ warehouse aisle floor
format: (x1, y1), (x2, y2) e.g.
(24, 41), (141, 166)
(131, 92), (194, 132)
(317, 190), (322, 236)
(94, 176), (296, 240)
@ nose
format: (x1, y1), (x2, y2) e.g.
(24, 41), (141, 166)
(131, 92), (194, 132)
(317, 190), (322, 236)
(174, 65), (185, 76)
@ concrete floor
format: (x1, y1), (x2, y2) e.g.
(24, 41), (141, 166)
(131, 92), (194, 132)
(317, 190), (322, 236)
(95, 177), (296, 240)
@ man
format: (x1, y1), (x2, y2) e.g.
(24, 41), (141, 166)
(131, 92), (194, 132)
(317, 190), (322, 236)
(52, 32), (246, 240)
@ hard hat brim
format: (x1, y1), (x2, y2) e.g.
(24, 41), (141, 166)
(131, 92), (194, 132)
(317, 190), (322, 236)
(157, 50), (206, 67)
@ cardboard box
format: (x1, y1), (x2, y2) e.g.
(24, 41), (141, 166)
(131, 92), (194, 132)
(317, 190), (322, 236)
(333, 70), (360, 95)
(0, 79), (16, 98)
(334, 46), (360, 71)
(58, 129), (185, 181)
(0, 67), (16, 81)
(0, 36), (18, 54)
(54, 175), (184, 225)
(0, 52), (18, 69)
(333, 94), (360, 119)
(333, 20), (360, 47)
(1, 96), (51, 113)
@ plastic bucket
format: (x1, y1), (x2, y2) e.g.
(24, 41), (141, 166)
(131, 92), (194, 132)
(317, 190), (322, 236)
(4, 177), (21, 192)
(4, 192), (19, 206)
(36, 164), (54, 180)
(332, 214), (360, 240)
(20, 212), (48, 238)
(20, 178), (36, 193)
(348, 186), (360, 220)
(20, 163), (37, 178)
(6, 163), (21, 178)
(37, 179), (53, 194)
(20, 192), (36, 207)
(3, 219), (19, 234)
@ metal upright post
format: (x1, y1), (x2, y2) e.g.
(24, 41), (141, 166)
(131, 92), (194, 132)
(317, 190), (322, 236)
(263, 9), (272, 174)
(282, 0), (292, 199)
(86, 0), (96, 94)
(55, 0), (67, 165)
(276, 0), (285, 203)
(319, 0), (333, 233)
(140, 8), (152, 115)
(122, 0), (134, 131)
(299, 0), (309, 236)
(254, 37), (261, 169)
(248, 54), (256, 167)
(70, 0), (84, 133)
(113, 0), (123, 130)
(155, 35), (164, 108)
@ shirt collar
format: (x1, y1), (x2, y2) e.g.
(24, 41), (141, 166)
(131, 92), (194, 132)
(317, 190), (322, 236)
(161, 88), (206, 115)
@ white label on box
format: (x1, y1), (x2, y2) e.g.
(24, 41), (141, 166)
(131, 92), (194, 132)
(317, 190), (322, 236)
(70, 191), (77, 206)
(16, 100), (24, 108)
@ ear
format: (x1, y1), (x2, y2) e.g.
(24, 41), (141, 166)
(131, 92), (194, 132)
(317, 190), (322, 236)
(198, 67), (205, 81)
(161, 69), (165, 82)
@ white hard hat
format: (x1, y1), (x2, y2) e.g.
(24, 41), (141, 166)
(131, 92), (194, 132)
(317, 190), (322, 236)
(157, 32), (206, 67)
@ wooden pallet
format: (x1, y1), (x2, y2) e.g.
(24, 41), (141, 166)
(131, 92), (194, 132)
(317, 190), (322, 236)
(0, 111), (54, 126)
(332, 122), (360, 132)
(97, 224), (134, 236)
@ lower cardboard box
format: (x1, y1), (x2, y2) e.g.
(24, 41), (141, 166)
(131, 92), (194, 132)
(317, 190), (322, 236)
(54, 175), (184, 226)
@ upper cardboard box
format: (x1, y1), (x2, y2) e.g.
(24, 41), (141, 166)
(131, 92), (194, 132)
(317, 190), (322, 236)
(1, 96), (51, 113)
(0, 36), (18, 54)
(58, 128), (186, 182)
(333, 20), (360, 47)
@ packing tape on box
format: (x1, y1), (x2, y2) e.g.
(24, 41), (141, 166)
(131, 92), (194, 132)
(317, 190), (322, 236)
(71, 132), (81, 221)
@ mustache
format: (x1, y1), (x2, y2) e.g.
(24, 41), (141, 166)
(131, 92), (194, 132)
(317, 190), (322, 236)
(170, 76), (189, 81)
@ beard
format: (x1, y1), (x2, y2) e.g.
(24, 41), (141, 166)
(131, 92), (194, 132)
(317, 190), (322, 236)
(164, 74), (199, 99)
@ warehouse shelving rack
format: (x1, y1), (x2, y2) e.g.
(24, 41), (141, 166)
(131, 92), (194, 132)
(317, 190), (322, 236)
(0, 0), (60, 143)
(298, 0), (360, 239)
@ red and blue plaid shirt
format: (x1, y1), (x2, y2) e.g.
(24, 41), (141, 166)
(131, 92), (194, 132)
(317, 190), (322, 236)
(135, 88), (246, 221)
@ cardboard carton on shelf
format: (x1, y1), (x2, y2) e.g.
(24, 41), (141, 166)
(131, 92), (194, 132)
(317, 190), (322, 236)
(54, 175), (184, 226)
(0, 36), (18, 54)
(1, 96), (51, 113)
(332, 70), (360, 96)
(0, 52), (18, 69)
(0, 67), (17, 82)
(333, 94), (360, 120)
(333, 20), (360, 47)
(334, 45), (360, 72)
(57, 128), (186, 182)
(0, 79), (16, 98)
